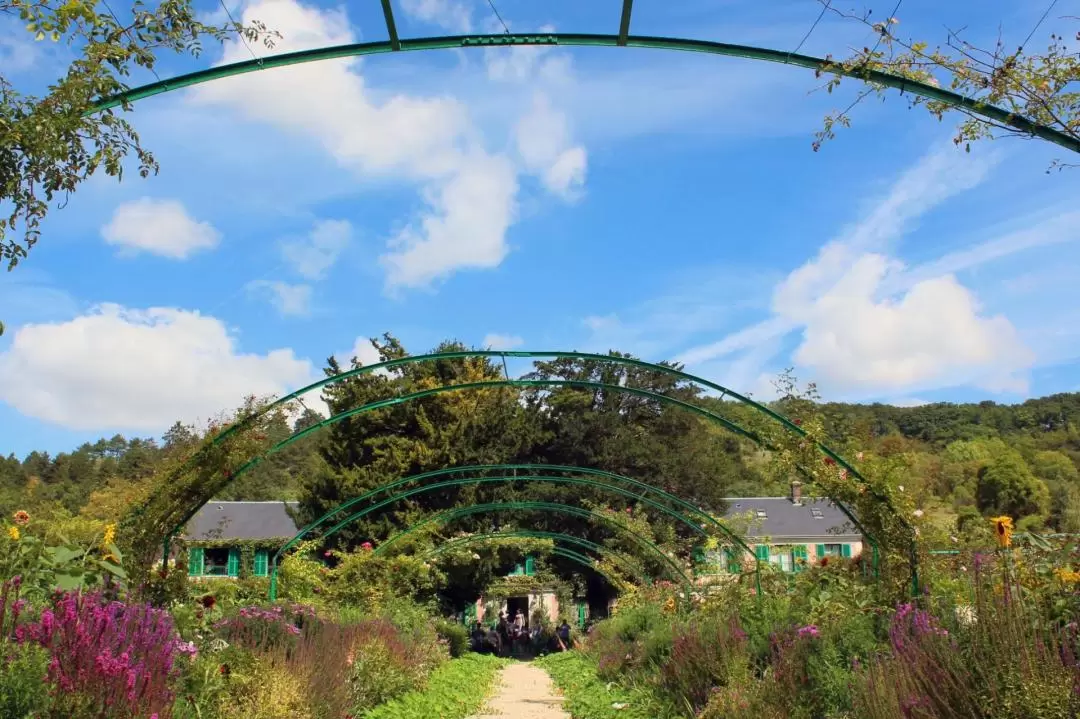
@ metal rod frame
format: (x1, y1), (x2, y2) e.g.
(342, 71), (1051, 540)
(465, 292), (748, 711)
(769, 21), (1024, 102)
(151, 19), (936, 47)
(271, 463), (758, 573)
(423, 529), (648, 583)
(374, 501), (694, 588)
(90, 34), (1079, 154)
(152, 351), (899, 591)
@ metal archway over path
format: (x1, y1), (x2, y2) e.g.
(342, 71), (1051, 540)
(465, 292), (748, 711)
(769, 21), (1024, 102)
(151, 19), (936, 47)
(380, 501), (694, 588)
(151, 351), (896, 589)
(268, 501), (690, 599)
(270, 463), (762, 578)
(422, 529), (649, 586)
(263, 473), (739, 599)
(91, 17), (1079, 155)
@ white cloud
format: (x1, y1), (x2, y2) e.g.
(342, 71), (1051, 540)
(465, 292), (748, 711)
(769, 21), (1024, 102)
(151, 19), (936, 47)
(246, 280), (313, 317)
(515, 92), (587, 199)
(648, 144), (1070, 397)
(190, 0), (584, 290)
(338, 336), (382, 367)
(281, 219), (352, 280)
(398, 0), (472, 32)
(0, 304), (314, 431)
(482, 333), (524, 350)
(101, 198), (220, 259)
(790, 254), (1034, 393)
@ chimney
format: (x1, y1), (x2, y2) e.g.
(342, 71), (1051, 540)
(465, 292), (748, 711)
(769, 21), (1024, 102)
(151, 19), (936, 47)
(790, 481), (803, 505)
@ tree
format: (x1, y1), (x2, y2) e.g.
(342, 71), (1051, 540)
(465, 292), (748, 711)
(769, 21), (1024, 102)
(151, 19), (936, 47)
(1, 0), (277, 270)
(815, 3), (1079, 168)
(976, 450), (1050, 519)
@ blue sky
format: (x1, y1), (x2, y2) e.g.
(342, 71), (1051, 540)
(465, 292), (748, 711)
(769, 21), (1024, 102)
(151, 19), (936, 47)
(2, 0), (1079, 458)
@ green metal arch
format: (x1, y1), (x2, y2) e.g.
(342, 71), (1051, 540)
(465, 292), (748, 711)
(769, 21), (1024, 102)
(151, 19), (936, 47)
(264, 474), (715, 600)
(271, 463), (758, 570)
(429, 540), (627, 595)
(234, 377), (875, 578)
(267, 491), (694, 599)
(374, 501), (693, 588)
(149, 351), (896, 589)
(423, 529), (648, 585)
(93, 34), (1079, 154)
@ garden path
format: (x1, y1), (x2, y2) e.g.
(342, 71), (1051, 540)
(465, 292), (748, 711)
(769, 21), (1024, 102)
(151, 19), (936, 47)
(469, 662), (571, 719)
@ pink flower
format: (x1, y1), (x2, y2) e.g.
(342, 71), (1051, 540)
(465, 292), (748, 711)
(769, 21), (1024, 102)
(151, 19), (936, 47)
(361, 541), (373, 551)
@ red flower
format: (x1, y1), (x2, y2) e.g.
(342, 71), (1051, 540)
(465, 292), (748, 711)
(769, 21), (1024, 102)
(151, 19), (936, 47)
(824, 457), (836, 466)
(819, 557), (829, 567)
(793, 418), (802, 426)
(200, 594), (217, 609)
(219, 664), (230, 676)
(361, 542), (373, 551)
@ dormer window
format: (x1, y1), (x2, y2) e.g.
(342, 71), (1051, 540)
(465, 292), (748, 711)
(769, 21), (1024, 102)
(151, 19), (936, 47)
(811, 508), (824, 519)
(756, 510), (767, 519)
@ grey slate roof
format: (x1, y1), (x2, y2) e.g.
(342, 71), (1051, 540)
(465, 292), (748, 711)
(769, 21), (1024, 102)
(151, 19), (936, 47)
(181, 497), (860, 543)
(721, 498), (861, 540)
(184, 501), (300, 541)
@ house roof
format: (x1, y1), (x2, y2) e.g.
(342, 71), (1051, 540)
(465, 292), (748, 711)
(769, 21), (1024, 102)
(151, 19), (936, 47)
(721, 498), (861, 540)
(184, 501), (301, 541)
(181, 496), (861, 544)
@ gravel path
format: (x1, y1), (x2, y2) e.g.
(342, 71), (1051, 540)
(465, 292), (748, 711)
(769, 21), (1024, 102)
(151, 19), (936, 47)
(470, 662), (571, 719)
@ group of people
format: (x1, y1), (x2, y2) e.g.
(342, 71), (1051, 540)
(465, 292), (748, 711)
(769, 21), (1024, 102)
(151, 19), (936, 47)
(468, 608), (573, 658)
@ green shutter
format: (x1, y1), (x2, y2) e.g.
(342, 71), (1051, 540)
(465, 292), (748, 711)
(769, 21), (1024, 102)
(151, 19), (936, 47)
(841, 544), (852, 558)
(227, 547), (241, 577)
(725, 548), (740, 574)
(577, 603), (586, 627)
(793, 545), (808, 572)
(525, 556), (536, 576)
(188, 547), (204, 576)
(755, 545), (770, 561)
(254, 549), (269, 577)
(816, 544), (826, 560)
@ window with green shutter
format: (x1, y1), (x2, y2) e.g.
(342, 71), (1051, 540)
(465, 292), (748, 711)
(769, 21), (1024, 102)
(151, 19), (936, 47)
(525, 556), (536, 576)
(725, 548), (741, 574)
(793, 545), (808, 572)
(755, 545), (770, 561)
(188, 547), (204, 576)
(841, 543), (852, 558)
(254, 549), (269, 577)
(227, 547), (241, 577)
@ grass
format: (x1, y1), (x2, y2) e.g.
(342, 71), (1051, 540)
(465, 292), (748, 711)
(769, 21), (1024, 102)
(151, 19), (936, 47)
(361, 653), (507, 719)
(536, 652), (656, 719)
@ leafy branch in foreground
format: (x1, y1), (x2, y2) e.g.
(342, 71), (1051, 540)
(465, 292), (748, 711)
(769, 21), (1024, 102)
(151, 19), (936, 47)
(0, 0), (279, 270)
(811, 1), (1079, 169)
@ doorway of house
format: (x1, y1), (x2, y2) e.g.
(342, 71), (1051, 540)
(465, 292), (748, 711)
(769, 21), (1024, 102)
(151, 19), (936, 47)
(507, 596), (528, 621)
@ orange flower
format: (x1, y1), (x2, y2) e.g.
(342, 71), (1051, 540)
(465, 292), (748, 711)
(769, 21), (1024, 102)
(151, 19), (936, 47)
(991, 516), (1013, 549)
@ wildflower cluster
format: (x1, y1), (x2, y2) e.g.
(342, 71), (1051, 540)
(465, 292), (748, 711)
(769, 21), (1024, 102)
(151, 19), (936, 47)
(888, 603), (950, 654)
(12, 590), (183, 718)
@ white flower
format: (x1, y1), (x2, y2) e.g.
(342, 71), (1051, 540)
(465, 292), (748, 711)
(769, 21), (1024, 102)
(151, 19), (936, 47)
(913, 509), (924, 518)
(856, 452), (864, 461)
(950, 536), (959, 544)
(898, 485), (905, 493)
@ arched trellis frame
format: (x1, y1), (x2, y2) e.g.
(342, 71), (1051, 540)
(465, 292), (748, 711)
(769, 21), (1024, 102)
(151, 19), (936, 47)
(387, 501), (692, 588)
(147, 352), (897, 590)
(422, 529), (649, 587)
(266, 474), (724, 599)
(267, 463), (766, 595)
(269, 500), (692, 599)
(91, 27), (1080, 155)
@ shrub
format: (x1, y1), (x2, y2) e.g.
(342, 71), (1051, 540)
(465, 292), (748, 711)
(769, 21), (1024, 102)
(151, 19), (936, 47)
(435, 618), (470, 658)
(657, 616), (748, 714)
(0, 641), (50, 718)
(346, 618), (445, 714)
(364, 654), (507, 719)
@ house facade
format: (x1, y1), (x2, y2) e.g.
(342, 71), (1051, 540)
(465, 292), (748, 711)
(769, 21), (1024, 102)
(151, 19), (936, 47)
(696, 481), (863, 578)
(184, 501), (300, 579)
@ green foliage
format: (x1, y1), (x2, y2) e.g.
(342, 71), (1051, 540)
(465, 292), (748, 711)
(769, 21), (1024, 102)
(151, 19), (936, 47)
(434, 618), (470, 658)
(1, 0), (278, 271)
(537, 651), (656, 719)
(0, 519), (126, 598)
(977, 451), (1051, 519)
(362, 654), (507, 719)
(0, 641), (50, 719)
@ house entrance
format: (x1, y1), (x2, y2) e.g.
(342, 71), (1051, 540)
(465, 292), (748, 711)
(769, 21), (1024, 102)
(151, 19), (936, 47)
(506, 596), (528, 622)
